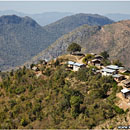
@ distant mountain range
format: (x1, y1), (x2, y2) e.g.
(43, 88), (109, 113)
(105, 13), (130, 21)
(0, 15), (55, 70)
(32, 20), (130, 68)
(0, 13), (113, 70)
(0, 10), (73, 26)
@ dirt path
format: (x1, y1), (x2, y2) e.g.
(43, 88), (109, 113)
(116, 92), (130, 110)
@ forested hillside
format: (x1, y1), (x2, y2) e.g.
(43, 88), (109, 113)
(0, 58), (127, 129)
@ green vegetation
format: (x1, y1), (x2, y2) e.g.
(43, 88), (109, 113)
(82, 54), (94, 64)
(67, 43), (81, 54)
(0, 59), (125, 129)
(100, 51), (109, 59)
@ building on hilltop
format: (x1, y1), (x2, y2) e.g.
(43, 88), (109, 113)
(106, 65), (123, 71)
(67, 61), (85, 71)
(121, 88), (130, 99)
(122, 80), (130, 88)
(112, 74), (125, 82)
(89, 59), (102, 67)
(119, 68), (130, 74)
(101, 68), (117, 76)
(32, 66), (39, 71)
(94, 55), (104, 60)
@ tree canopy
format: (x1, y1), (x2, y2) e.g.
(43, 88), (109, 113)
(100, 51), (109, 59)
(67, 43), (81, 53)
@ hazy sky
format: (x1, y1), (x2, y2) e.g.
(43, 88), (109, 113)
(0, 1), (130, 14)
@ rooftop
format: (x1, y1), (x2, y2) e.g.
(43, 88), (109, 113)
(106, 65), (119, 70)
(74, 62), (84, 67)
(101, 68), (116, 73)
(121, 88), (130, 93)
(94, 55), (103, 58)
(112, 74), (124, 78)
(91, 59), (101, 62)
(122, 79), (130, 85)
(68, 61), (84, 67)
(68, 61), (75, 65)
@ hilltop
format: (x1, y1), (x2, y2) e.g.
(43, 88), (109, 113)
(0, 14), (113, 71)
(32, 20), (130, 68)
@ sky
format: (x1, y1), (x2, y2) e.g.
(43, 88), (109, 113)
(0, 1), (130, 15)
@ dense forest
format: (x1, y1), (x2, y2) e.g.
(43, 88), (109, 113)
(0, 58), (127, 129)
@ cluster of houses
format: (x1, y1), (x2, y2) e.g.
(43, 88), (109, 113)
(30, 53), (130, 100)
(67, 53), (130, 100)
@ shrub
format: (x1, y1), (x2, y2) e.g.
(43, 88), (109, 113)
(20, 118), (28, 127)
(82, 54), (94, 64)
(15, 86), (26, 94)
(113, 105), (124, 114)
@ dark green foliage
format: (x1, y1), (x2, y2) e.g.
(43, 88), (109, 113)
(20, 118), (28, 127)
(100, 51), (109, 59)
(75, 67), (94, 82)
(15, 86), (26, 94)
(82, 54), (94, 63)
(54, 59), (60, 67)
(113, 105), (124, 114)
(67, 43), (81, 53)
(44, 68), (52, 76)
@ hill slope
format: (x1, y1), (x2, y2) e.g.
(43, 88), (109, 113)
(0, 14), (113, 70)
(0, 59), (128, 128)
(43, 13), (113, 39)
(32, 20), (130, 67)
(0, 15), (55, 70)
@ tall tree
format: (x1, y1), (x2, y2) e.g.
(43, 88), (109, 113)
(100, 51), (109, 59)
(67, 43), (81, 54)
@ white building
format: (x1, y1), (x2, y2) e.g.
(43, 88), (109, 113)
(121, 88), (130, 99)
(68, 61), (85, 71)
(106, 65), (120, 70)
(101, 68), (117, 76)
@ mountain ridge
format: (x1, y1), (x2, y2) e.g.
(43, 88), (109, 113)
(31, 20), (130, 68)
(0, 14), (113, 70)
(0, 10), (73, 26)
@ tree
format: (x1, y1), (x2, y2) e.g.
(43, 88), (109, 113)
(70, 91), (84, 118)
(67, 43), (81, 54)
(100, 51), (109, 59)
(82, 54), (94, 64)
(30, 64), (35, 69)
(20, 118), (28, 127)
(54, 59), (60, 67)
